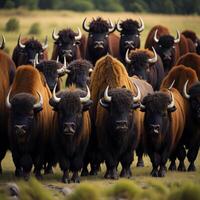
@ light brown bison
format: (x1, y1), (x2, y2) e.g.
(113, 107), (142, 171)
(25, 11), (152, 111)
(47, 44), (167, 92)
(0, 40), (16, 174)
(6, 65), (54, 179)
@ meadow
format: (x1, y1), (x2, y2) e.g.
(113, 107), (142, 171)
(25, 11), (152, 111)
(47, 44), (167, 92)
(0, 10), (200, 199)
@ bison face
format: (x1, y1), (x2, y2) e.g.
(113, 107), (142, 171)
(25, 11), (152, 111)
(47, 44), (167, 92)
(100, 87), (140, 134)
(141, 92), (176, 140)
(7, 93), (43, 142)
(50, 85), (92, 137)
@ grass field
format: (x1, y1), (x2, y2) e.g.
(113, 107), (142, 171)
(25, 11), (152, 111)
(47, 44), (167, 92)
(0, 10), (200, 199)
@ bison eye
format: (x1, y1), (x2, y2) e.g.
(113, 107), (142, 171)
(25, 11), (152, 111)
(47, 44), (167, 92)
(135, 34), (139, 38)
(73, 43), (76, 46)
(172, 46), (175, 49)
(105, 34), (108, 38)
(121, 34), (125, 37)
(89, 34), (93, 38)
(40, 52), (43, 55)
(159, 45), (162, 48)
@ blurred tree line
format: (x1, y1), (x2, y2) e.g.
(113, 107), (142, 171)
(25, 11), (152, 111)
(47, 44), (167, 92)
(0, 0), (200, 14)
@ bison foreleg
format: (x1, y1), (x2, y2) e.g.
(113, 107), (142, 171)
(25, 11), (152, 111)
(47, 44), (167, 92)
(176, 144), (186, 172)
(136, 143), (144, 167)
(71, 171), (80, 183)
(149, 152), (160, 177)
(187, 143), (199, 171)
(62, 170), (70, 184)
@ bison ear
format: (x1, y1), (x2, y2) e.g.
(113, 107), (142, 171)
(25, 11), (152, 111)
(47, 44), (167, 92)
(82, 100), (93, 112)
(168, 106), (176, 113)
(131, 103), (140, 110)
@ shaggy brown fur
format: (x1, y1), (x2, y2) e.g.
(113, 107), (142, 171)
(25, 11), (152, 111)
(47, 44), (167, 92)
(89, 17), (110, 33)
(120, 19), (140, 34)
(182, 30), (198, 43)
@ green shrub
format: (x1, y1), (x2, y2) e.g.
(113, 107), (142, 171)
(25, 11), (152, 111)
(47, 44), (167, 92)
(61, 0), (94, 11)
(5, 18), (20, 32)
(95, 0), (124, 12)
(29, 23), (41, 35)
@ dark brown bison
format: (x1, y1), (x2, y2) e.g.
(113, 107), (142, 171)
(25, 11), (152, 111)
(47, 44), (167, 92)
(161, 65), (200, 171)
(12, 35), (48, 67)
(49, 85), (92, 183)
(0, 45), (16, 174)
(65, 59), (93, 90)
(82, 17), (119, 65)
(140, 88), (186, 177)
(145, 25), (180, 73)
(176, 52), (200, 79)
(87, 55), (153, 178)
(125, 47), (164, 90)
(51, 28), (85, 64)
(116, 18), (144, 64)
(6, 65), (54, 179)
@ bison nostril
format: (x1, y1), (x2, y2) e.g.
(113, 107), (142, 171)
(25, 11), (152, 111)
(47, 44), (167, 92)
(64, 122), (76, 134)
(116, 120), (128, 128)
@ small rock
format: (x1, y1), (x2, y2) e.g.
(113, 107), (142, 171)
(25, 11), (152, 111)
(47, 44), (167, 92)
(62, 187), (72, 196)
(7, 183), (20, 197)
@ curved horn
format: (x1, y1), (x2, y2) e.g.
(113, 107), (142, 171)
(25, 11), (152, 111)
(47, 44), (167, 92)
(133, 83), (141, 102)
(80, 85), (91, 103)
(137, 17), (144, 32)
(82, 18), (90, 32)
(56, 56), (59, 63)
(104, 86), (112, 102)
(89, 68), (93, 73)
(75, 27), (82, 41)
(42, 36), (48, 50)
(52, 29), (59, 40)
(167, 91), (175, 109)
(116, 20), (122, 32)
(174, 29), (180, 44)
(168, 80), (175, 90)
(33, 92), (43, 109)
(6, 88), (12, 108)
(125, 49), (131, 64)
(148, 47), (158, 63)
(63, 56), (70, 73)
(0, 35), (5, 49)
(52, 83), (61, 103)
(18, 34), (25, 48)
(33, 53), (39, 67)
(140, 102), (146, 110)
(183, 80), (190, 99)
(154, 29), (159, 43)
(108, 19), (115, 33)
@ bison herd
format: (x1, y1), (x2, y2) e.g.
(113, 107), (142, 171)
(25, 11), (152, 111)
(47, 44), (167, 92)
(0, 17), (200, 183)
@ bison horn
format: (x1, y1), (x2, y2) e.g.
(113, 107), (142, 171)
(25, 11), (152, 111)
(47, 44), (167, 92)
(80, 85), (91, 103)
(52, 83), (61, 103)
(167, 91), (175, 109)
(18, 34), (25, 48)
(52, 29), (59, 40)
(148, 47), (157, 63)
(108, 19), (115, 33)
(125, 49), (131, 64)
(89, 68), (93, 73)
(104, 86), (112, 102)
(140, 103), (146, 110)
(174, 29), (180, 44)
(42, 36), (48, 50)
(82, 18), (90, 32)
(74, 27), (82, 41)
(183, 80), (190, 99)
(116, 20), (122, 32)
(33, 92), (43, 109)
(168, 80), (175, 90)
(57, 58), (70, 75)
(56, 56), (59, 63)
(33, 53), (39, 67)
(137, 17), (144, 32)
(0, 34), (5, 49)
(133, 83), (141, 102)
(63, 56), (71, 73)
(154, 29), (159, 43)
(6, 88), (12, 108)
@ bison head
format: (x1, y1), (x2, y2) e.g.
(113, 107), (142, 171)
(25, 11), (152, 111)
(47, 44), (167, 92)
(99, 86), (140, 135)
(65, 59), (93, 90)
(117, 18), (144, 60)
(153, 29), (180, 72)
(183, 81), (200, 122)
(36, 58), (68, 92)
(6, 91), (43, 142)
(140, 91), (176, 142)
(52, 28), (82, 63)
(83, 17), (115, 63)
(17, 35), (48, 65)
(125, 47), (157, 79)
(50, 85), (92, 137)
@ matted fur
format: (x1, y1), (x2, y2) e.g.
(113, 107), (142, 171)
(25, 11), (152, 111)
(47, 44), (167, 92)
(120, 19), (140, 34)
(89, 17), (110, 33)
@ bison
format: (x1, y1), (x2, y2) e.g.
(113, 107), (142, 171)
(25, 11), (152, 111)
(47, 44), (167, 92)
(6, 65), (54, 179)
(49, 85), (92, 183)
(145, 25), (180, 73)
(125, 47), (164, 90)
(82, 17), (119, 65)
(140, 88), (185, 177)
(12, 35), (48, 67)
(116, 18), (144, 64)
(65, 59), (93, 90)
(0, 38), (16, 174)
(51, 28), (85, 63)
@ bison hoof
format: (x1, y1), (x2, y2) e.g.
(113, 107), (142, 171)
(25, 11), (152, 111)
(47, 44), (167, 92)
(62, 176), (70, 184)
(178, 163), (186, 172)
(169, 163), (176, 171)
(151, 169), (158, 177)
(120, 169), (132, 178)
(188, 163), (196, 172)
(24, 173), (30, 181)
(158, 168), (166, 177)
(110, 169), (118, 180)
(35, 173), (43, 180)
(81, 169), (89, 177)
(137, 160), (144, 167)
(44, 167), (53, 175)
(71, 175), (80, 183)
